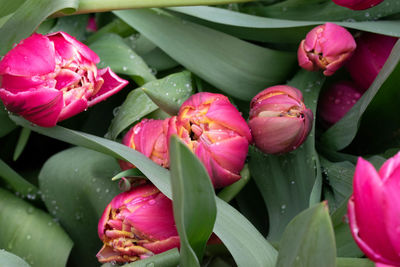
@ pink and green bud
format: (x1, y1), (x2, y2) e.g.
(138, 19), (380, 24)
(318, 81), (362, 127)
(347, 153), (400, 266)
(346, 33), (397, 91)
(168, 92), (252, 188)
(119, 119), (169, 170)
(0, 32), (128, 127)
(249, 85), (313, 154)
(298, 23), (356, 76)
(97, 183), (180, 263)
(332, 0), (384, 10)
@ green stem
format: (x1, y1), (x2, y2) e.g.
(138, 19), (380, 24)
(75, 0), (253, 14)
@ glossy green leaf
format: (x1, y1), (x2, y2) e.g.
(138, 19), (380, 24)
(248, 70), (324, 242)
(0, 102), (17, 138)
(47, 14), (89, 40)
(111, 168), (144, 181)
(321, 39), (400, 151)
(169, 136), (216, 265)
(13, 128), (31, 161)
(107, 71), (193, 139)
(0, 0), (78, 55)
(276, 202), (336, 267)
(89, 33), (156, 86)
(142, 70), (194, 115)
(0, 159), (38, 198)
(12, 117), (278, 267)
(336, 258), (374, 267)
(0, 250), (30, 267)
(0, 0), (25, 18)
(116, 248), (180, 267)
(168, 6), (400, 44)
(114, 8), (296, 101)
(38, 147), (121, 267)
(0, 188), (73, 267)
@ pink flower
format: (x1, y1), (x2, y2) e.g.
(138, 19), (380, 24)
(0, 32), (128, 127)
(298, 23), (356, 76)
(346, 33), (397, 92)
(318, 81), (362, 127)
(168, 92), (252, 188)
(248, 85), (313, 154)
(97, 183), (179, 263)
(332, 0), (384, 10)
(348, 153), (400, 266)
(119, 119), (169, 170)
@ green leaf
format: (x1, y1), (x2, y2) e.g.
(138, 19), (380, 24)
(276, 202), (336, 267)
(12, 117), (278, 267)
(114, 8), (296, 101)
(47, 14), (89, 40)
(0, 102), (17, 138)
(217, 164), (250, 203)
(321, 39), (400, 151)
(13, 128), (31, 161)
(248, 70), (324, 242)
(169, 136), (216, 265)
(89, 33), (156, 86)
(0, 250), (30, 267)
(142, 70), (194, 115)
(336, 258), (374, 267)
(0, 159), (38, 198)
(38, 147), (122, 266)
(0, 188), (73, 267)
(0, 0), (25, 18)
(117, 248), (180, 267)
(0, 0), (79, 55)
(168, 6), (400, 44)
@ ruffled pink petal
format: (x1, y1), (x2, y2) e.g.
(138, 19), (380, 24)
(0, 87), (62, 127)
(321, 23), (356, 58)
(47, 31), (100, 63)
(379, 152), (400, 181)
(1, 74), (48, 92)
(0, 33), (55, 76)
(352, 158), (400, 263)
(110, 184), (159, 210)
(134, 119), (164, 158)
(87, 67), (128, 107)
(126, 193), (178, 240)
(142, 236), (180, 254)
(297, 40), (316, 71)
(57, 98), (88, 122)
(54, 69), (81, 90)
(98, 203), (112, 239)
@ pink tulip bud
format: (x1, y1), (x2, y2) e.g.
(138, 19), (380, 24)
(0, 32), (128, 127)
(248, 85), (313, 154)
(332, 0), (384, 10)
(298, 23), (356, 76)
(318, 81), (362, 127)
(347, 153), (400, 266)
(119, 119), (169, 170)
(346, 33), (397, 91)
(168, 92), (252, 188)
(97, 183), (180, 263)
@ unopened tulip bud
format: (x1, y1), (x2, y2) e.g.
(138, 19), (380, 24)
(348, 153), (400, 266)
(119, 119), (169, 170)
(346, 33), (397, 91)
(0, 32), (128, 127)
(249, 85), (313, 154)
(97, 183), (179, 263)
(332, 0), (384, 10)
(318, 81), (362, 127)
(298, 23), (356, 76)
(169, 92), (252, 188)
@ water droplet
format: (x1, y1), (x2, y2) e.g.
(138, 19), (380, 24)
(113, 106), (120, 117)
(291, 181), (295, 185)
(52, 200), (56, 205)
(26, 235), (31, 240)
(105, 189), (109, 193)
(150, 67), (157, 75)
(96, 188), (101, 193)
(27, 207), (34, 214)
(365, 12), (370, 17)
(74, 168), (78, 172)
(130, 54), (135, 59)
(122, 66), (128, 71)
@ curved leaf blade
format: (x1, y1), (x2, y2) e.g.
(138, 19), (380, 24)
(0, 250), (30, 267)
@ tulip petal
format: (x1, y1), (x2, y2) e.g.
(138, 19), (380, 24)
(0, 33), (55, 76)
(143, 236), (180, 254)
(55, 69), (81, 90)
(134, 120), (164, 158)
(1, 74), (48, 92)
(87, 68), (128, 107)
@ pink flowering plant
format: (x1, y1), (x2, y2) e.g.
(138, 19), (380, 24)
(0, 0), (399, 267)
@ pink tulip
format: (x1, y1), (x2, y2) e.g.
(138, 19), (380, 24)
(0, 32), (128, 127)
(119, 119), (169, 170)
(168, 92), (252, 188)
(249, 85), (313, 154)
(298, 23), (356, 76)
(346, 33), (397, 92)
(318, 81), (362, 127)
(332, 0), (384, 10)
(97, 183), (179, 263)
(348, 153), (400, 266)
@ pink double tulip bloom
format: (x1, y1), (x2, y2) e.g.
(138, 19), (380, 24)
(168, 92), (252, 188)
(0, 32), (128, 127)
(298, 23), (356, 76)
(346, 33), (397, 92)
(332, 0), (384, 10)
(248, 85), (313, 154)
(318, 81), (362, 127)
(97, 183), (179, 263)
(348, 153), (400, 266)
